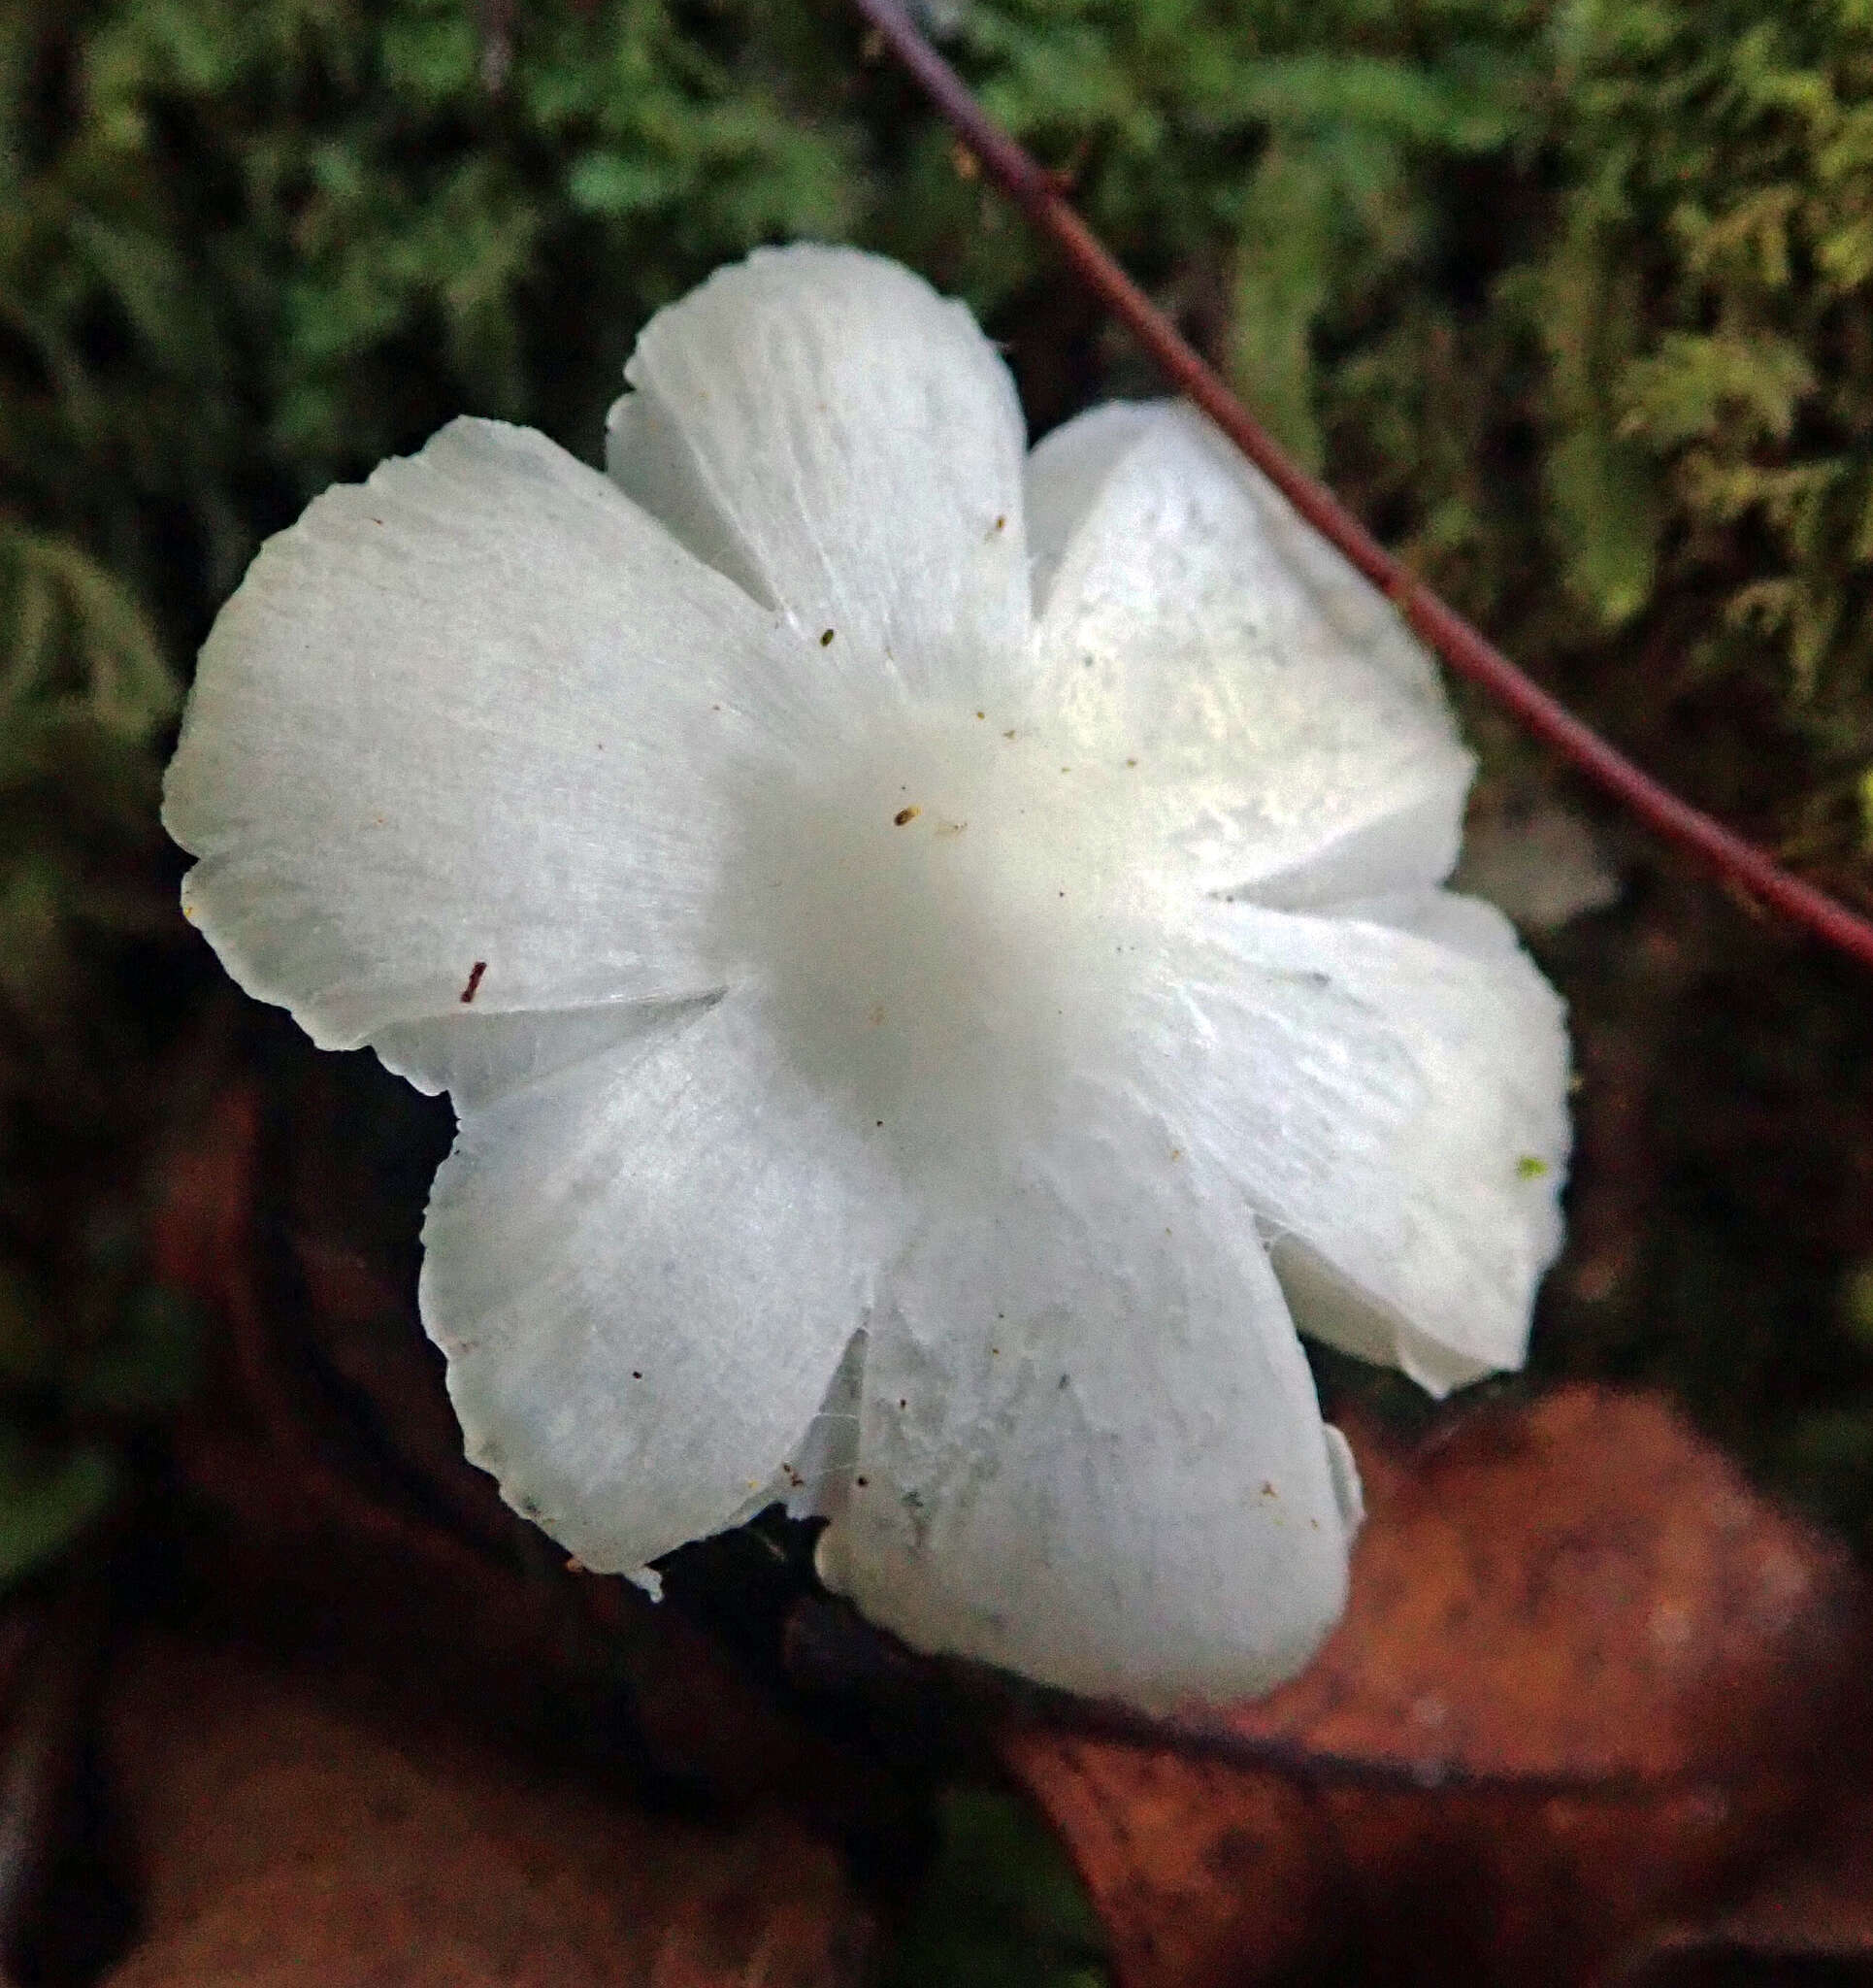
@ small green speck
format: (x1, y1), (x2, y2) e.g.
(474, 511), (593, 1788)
(1841, 1260), (1873, 1351)
(1516, 1154), (1549, 1180)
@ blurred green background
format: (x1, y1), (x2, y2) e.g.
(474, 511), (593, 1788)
(4, 0), (1873, 1973)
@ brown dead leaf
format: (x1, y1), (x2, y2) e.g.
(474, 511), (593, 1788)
(1002, 1388), (1870, 1988)
(148, 1079), (897, 1829)
(101, 1635), (875, 1988)
(1607, 1789), (1873, 1983)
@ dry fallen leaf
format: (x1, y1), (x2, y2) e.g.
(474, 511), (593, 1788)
(1002, 1388), (1871, 1987)
(1607, 1788), (1873, 1984)
(148, 1065), (1873, 1984)
(147, 1076), (897, 1827)
(101, 1635), (875, 1988)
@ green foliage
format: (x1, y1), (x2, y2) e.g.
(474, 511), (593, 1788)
(1535, 0), (1873, 855)
(881, 1787), (1108, 1988)
(905, 0), (1873, 869)
(0, 517), (189, 1584)
(874, 0), (1546, 460)
(2, 0), (863, 644)
(0, 1435), (118, 1586)
(0, 523), (175, 1044)
(15, 0), (1870, 884)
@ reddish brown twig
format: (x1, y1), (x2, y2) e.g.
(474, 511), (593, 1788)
(851, 0), (1873, 973)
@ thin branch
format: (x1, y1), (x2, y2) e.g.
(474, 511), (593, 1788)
(785, 1596), (1779, 1800)
(851, 0), (1873, 973)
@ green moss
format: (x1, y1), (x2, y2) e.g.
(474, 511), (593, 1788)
(1528, 0), (1873, 856)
